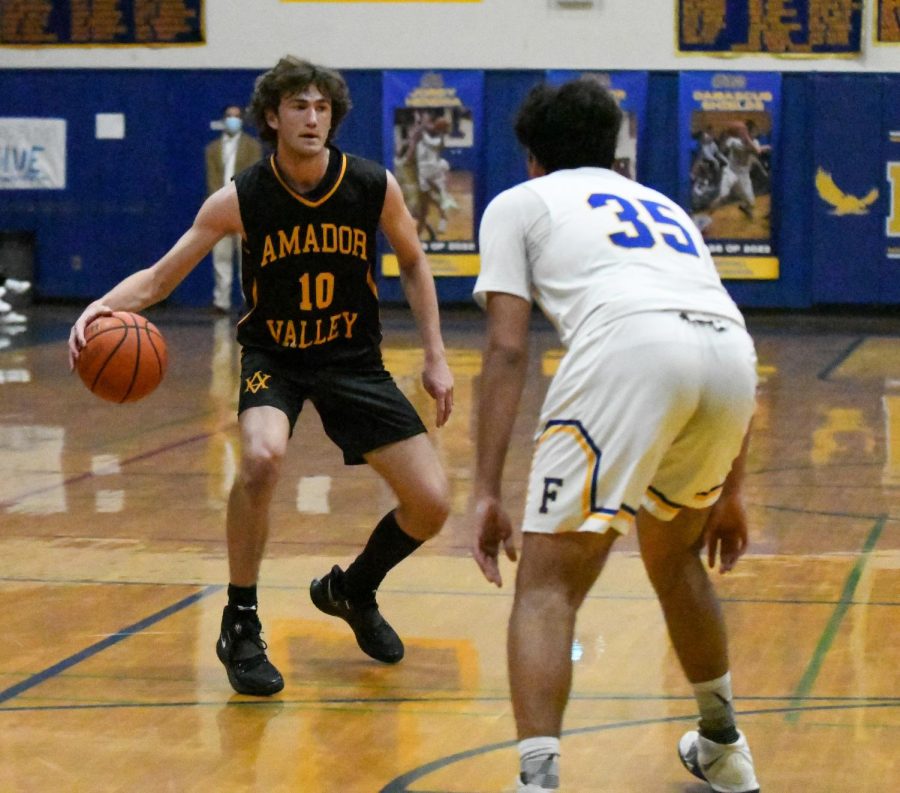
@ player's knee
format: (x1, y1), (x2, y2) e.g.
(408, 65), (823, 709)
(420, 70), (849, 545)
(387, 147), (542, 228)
(239, 442), (285, 491)
(407, 481), (451, 539)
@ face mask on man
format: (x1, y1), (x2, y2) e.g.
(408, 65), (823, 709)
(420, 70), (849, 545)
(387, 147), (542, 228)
(224, 116), (243, 135)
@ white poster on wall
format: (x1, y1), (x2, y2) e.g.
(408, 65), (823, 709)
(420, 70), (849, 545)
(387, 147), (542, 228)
(0, 118), (67, 190)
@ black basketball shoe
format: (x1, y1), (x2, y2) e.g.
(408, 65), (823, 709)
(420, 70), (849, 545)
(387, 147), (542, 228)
(309, 565), (404, 664)
(216, 606), (284, 696)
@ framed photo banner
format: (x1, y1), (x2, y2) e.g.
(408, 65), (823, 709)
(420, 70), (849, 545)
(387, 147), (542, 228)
(381, 70), (484, 278)
(679, 72), (781, 280)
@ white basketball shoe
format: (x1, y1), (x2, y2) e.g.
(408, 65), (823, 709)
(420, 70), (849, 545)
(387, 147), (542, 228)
(678, 730), (759, 792)
(3, 278), (31, 294)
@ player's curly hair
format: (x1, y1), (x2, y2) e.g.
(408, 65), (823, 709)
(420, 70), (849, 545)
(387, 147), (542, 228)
(249, 56), (352, 145)
(514, 78), (621, 173)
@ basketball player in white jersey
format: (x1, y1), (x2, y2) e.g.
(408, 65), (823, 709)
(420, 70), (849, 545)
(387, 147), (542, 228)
(710, 121), (767, 220)
(472, 79), (760, 793)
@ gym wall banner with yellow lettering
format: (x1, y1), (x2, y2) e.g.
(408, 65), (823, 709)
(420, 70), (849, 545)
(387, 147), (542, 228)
(546, 70), (648, 181)
(677, 0), (862, 55)
(0, 1), (204, 46)
(679, 72), (781, 280)
(876, 0), (900, 43)
(381, 70), (484, 278)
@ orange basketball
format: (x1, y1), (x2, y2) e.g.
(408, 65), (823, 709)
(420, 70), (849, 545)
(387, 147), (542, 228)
(77, 311), (168, 403)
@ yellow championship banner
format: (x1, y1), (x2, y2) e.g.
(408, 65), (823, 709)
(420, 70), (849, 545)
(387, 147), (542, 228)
(381, 254), (480, 277)
(713, 256), (780, 280)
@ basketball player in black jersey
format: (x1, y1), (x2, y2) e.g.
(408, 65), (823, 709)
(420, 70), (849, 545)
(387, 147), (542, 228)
(68, 57), (454, 697)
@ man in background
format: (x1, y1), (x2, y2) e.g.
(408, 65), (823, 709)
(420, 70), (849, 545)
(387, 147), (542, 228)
(205, 104), (262, 313)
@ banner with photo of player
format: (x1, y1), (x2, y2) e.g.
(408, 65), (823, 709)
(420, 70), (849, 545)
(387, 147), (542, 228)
(381, 70), (484, 277)
(545, 70), (648, 181)
(679, 72), (781, 280)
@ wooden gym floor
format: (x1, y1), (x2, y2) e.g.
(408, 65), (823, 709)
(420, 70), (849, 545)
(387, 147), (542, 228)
(0, 304), (897, 792)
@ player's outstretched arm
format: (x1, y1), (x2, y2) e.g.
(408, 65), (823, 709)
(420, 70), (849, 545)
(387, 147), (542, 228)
(380, 171), (454, 427)
(472, 291), (531, 586)
(68, 185), (243, 369)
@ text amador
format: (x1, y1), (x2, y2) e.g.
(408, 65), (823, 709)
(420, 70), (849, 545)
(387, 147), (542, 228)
(260, 223), (368, 267)
(266, 313), (359, 349)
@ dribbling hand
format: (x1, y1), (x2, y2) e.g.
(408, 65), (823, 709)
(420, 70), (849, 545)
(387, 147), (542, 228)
(68, 302), (113, 371)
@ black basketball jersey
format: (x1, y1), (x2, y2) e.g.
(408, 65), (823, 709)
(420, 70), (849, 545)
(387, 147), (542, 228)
(234, 147), (387, 368)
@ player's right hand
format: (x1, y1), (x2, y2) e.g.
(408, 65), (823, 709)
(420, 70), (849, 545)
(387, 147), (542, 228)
(704, 490), (749, 573)
(68, 302), (113, 371)
(473, 495), (517, 587)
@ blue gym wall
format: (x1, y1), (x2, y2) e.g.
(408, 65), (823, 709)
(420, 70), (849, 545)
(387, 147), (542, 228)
(0, 69), (897, 308)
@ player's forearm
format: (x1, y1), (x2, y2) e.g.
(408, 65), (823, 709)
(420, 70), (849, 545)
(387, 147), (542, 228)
(475, 340), (528, 499)
(399, 257), (447, 360)
(97, 268), (167, 313)
(722, 422), (752, 497)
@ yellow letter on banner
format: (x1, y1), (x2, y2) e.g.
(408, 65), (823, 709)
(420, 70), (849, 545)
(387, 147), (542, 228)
(887, 162), (900, 237)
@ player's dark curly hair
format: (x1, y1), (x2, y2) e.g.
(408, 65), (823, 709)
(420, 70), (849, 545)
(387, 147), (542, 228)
(249, 56), (352, 145)
(514, 78), (622, 173)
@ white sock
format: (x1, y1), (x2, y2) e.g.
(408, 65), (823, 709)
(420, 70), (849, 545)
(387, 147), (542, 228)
(692, 671), (739, 742)
(518, 736), (560, 788)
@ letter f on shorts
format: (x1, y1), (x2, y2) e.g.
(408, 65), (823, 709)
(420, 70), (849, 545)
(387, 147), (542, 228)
(540, 477), (564, 514)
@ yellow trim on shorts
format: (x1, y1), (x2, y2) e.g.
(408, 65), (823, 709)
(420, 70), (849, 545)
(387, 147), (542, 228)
(536, 423), (596, 519)
(643, 489), (681, 521)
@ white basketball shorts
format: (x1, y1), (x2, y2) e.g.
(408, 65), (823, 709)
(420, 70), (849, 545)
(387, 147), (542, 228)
(523, 310), (757, 535)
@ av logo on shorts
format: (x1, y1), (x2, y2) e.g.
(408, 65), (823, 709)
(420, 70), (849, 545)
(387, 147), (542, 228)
(244, 370), (272, 394)
(815, 168), (878, 215)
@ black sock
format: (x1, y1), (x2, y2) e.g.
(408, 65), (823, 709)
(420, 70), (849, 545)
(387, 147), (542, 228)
(227, 583), (258, 611)
(342, 510), (423, 601)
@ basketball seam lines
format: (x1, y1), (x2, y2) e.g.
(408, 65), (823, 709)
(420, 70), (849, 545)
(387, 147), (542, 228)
(121, 312), (141, 403)
(89, 320), (130, 397)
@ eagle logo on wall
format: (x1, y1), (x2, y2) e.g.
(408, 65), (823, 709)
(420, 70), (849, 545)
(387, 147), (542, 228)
(815, 168), (879, 215)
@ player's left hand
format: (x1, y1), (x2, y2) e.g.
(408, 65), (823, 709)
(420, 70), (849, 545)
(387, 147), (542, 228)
(68, 301), (114, 371)
(704, 490), (749, 573)
(473, 495), (517, 587)
(422, 354), (454, 427)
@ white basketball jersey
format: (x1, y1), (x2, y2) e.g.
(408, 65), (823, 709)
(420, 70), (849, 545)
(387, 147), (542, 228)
(475, 167), (744, 347)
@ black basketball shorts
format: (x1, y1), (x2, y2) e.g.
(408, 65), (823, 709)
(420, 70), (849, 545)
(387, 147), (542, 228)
(238, 346), (427, 465)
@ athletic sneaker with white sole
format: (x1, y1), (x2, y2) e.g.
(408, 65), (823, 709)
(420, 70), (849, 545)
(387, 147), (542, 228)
(515, 754), (559, 792)
(678, 729), (759, 793)
(3, 278), (31, 294)
(516, 781), (556, 793)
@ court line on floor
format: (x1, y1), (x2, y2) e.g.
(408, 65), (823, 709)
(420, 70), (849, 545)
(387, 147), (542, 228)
(1, 692), (895, 714)
(378, 700), (899, 793)
(787, 514), (887, 722)
(1, 574), (896, 609)
(0, 585), (222, 706)
(818, 336), (865, 380)
(0, 574), (897, 609)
